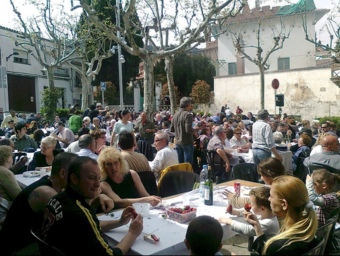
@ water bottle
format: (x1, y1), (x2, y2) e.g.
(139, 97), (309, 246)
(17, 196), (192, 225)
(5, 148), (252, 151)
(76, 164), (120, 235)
(199, 165), (208, 197)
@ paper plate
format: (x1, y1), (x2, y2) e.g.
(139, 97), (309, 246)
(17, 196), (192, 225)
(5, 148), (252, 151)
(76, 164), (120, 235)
(23, 171), (40, 177)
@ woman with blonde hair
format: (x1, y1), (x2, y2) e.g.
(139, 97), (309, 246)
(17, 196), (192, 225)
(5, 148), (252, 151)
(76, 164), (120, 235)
(98, 147), (160, 208)
(246, 175), (318, 255)
(28, 136), (62, 170)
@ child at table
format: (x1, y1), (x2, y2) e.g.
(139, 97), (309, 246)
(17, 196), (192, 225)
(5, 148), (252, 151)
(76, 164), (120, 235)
(185, 215), (231, 255)
(218, 186), (279, 240)
(306, 169), (340, 227)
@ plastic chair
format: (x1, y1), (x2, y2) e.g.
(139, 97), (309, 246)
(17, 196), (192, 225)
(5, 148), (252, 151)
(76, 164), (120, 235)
(157, 163), (193, 190)
(316, 210), (339, 255)
(30, 229), (65, 256)
(137, 140), (153, 161)
(137, 171), (158, 195)
(204, 149), (229, 182)
(231, 163), (259, 182)
(13, 152), (27, 164)
(302, 238), (325, 255)
(158, 171), (200, 198)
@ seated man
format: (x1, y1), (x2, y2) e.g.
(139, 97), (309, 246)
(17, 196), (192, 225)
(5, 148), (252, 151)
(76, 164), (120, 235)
(76, 134), (98, 160)
(273, 131), (288, 151)
(50, 122), (75, 148)
(149, 131), (178, 180)
(207, 126), (232, 181)
(229, 127), (250, 153)
(10, 122), (38, 151)
(38, 156), (143, 255)
(4, 119), (15, 138)
(303, 134), (340, 174)
(119, 131), (151, 172)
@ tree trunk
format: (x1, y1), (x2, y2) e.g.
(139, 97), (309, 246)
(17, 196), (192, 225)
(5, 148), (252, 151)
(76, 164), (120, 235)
(81, 76), (92, 110)
(165, 55), (177, 114)
(143, 56), (156, 120)
(46, 67), (55, 89)
(259, 65), (265, 109)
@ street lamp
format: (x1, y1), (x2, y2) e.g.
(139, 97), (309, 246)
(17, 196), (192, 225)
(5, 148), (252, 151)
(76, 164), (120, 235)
(6, 52), (19, 62)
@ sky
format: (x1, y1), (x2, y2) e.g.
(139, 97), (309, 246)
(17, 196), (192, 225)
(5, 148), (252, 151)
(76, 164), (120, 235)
(0, 0), (338, 45)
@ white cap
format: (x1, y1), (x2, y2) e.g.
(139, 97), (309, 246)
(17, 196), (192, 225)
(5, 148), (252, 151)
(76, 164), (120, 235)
(96, 103), (102, 107)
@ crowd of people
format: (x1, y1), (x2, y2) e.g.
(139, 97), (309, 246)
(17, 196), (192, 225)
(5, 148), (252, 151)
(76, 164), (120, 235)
(0, 99), (339, 255)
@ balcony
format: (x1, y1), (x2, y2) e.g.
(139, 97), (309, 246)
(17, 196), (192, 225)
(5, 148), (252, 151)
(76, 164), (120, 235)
(330, 63), (340, 88)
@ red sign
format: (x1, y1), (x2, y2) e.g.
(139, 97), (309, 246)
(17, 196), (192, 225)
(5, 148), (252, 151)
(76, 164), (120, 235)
(272, 79), (279, 89)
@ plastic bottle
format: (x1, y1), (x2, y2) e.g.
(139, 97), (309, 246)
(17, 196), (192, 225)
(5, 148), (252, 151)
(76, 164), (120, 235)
(199, 165), (208, 197)
(204, 165), (213, 205)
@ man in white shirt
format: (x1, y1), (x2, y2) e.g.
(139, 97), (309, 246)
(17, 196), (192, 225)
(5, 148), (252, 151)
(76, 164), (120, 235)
(76, 134), (98, 160)
(149, 132), (178, 180)
(51, 122), (75, 148)
(1, 109), (18, 129)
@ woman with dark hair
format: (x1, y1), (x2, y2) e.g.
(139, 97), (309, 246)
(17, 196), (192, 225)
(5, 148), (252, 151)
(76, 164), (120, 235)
(91, 129), (108, 155)
(110, 110), (134, 147)
(33, 129), (45, 147)
(247, 112), (256, 122)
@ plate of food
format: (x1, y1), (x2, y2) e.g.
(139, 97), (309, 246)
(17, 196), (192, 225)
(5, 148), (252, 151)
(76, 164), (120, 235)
(23, 171), (41, 177)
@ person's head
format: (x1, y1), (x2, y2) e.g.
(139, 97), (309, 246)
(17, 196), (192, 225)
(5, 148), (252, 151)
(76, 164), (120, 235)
(0, 138), (14, 150)
(14, 123), (27, 137)
(298, 134), (312, 148)
(28, 121), (38, 130)
(301, 120), (310, 128)
(237, 121), (245, 130)
(36, 113), (41, 119)
(97, 147), (129, 180)
(233, 127), (242, 139)
(321, 122), (331, 133)
(93, 117), (100, 126)
(162, 121), (170, 129)
(155, 113), (162, 121)
(67, 156), (101, 199)
(118, 131), (135, 150)
(83, 116), (91, 126)
(154, 131), (169, 151)
(225, 128), (234, 140)
(180, 97), (192, 110)
(257, 109), (269, 121)
(277, 122), (288, 132)
(321, 134), (339, 153)
(91, 129), (106, 145)
(9, 109), (16, 117)
(121, 109), (131, 121)
(8, 120), (15, 128)
(249, 186), (271, 215)
(57, 122), (65, 132)
(78, 134), (95, 151)
(78, 127), (90, 137)
(247, 112), (254, 119)
(96, 103), (102, 109)
(312, 169), (340, 195)
(273, 131), (283, 144)
(40, 136), (57, 156)
(140, 112), (147, 122)
(214, 126), (226, 141)
(185, 215), (223, 255)
(257, 157), (285, 185)
(51, 152), (77, 189)
(33, 129), (45, 143)
(0, 145), (13, 168)
(265, 176), (317, 254)
(90, 104), (96, 111)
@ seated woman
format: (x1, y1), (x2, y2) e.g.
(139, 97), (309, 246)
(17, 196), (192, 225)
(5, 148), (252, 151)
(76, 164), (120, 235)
(273, 131), (287, 152)
(0, 146), (22, 228)
(246, 176), (318, 255)
(225, 157), (285, 208)
(91, 129), (107, 155)
(28, 136), (63, 170)
(291, 134), (311, 173)
(229, 127), (250, 153)
(98, 147), (161, 209)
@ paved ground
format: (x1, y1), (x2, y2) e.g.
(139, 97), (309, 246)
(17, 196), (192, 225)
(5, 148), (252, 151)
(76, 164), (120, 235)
(221, 234), (251, 255)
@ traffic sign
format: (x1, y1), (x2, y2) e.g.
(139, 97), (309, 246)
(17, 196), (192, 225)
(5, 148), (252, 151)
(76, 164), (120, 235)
(100, 81), (106, 91)
(272, 79), (279, 89)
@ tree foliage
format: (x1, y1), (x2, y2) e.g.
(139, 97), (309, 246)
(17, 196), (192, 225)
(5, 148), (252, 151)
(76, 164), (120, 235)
(40, 88), (63, 122)
(190, 80), (211, 104)
(94, 81), (117, 104)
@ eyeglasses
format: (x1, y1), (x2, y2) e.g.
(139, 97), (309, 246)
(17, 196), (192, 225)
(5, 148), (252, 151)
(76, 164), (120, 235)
(41, 146), (51, 150)
(321, 126), (328, 129)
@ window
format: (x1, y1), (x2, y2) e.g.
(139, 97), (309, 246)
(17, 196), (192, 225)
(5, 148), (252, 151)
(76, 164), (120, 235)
(228, 62), (237, 75)
(278, 57), (290, 70)
(13, 56), (29, 64)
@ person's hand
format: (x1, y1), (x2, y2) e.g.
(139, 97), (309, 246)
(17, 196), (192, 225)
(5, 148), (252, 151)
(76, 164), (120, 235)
(225, 163), (230, 172)
(98, 194), (114, 213)
(237, 148), (242, 153)
(120, 206), (134, 225)
(144, 196), (161, 206)
(223, 189), (235, 201)
(129, 214), (143, 237)
(306, 174), (313, 181)
(217, 217), (232, 225)
(19, 156), (28, 164)
(287, 130), (292, 136)
(244, 212), (263, 236)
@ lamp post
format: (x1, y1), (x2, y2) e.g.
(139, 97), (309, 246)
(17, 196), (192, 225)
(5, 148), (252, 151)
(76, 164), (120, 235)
(117, 0), (124, 110)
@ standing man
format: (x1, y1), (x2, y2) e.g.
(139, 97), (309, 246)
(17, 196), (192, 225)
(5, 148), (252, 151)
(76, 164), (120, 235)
(38, 157), (143, 255)
(1, 109), (18, 129)
(134, 112), (156, 145)
(51, 122), (75, 148)
(252, 109), (282, 165)
(170, 97), (196, 164)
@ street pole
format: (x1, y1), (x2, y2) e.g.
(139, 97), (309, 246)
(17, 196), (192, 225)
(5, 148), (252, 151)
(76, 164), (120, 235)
(117, 0), (124, 110)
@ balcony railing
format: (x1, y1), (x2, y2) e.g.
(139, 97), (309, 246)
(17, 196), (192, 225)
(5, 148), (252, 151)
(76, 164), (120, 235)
(331, 63), (340, 87)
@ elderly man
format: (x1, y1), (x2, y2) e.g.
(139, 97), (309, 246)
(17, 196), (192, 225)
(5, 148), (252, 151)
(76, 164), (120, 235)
(252, 109), (282, 165)
(154, 113), (164, 131)
(76, 134), (98, 160)
(149, 132), (178, 180)
(10, 123), (38, 151)
(119, 131), (151, 172)
(51, 122), (75, 148)
(207, 126), (232, 181)
(303, 134), (340, 174)
(1, 109), (18, 129)
(170, 97), (197, 164)
(134, 112), (156, 145)
(37, 156), (143, 255)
